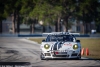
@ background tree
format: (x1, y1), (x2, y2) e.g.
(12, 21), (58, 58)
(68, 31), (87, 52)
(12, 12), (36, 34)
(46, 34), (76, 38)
(29, 0), (63, 32)
(1, 0), (100, 34)
(75, 0), (99, 33)
(0, 1), (8, 33)
(95, 0), (100, 32)
(3, 0), (22, 34)
(20, 0), (36, 33)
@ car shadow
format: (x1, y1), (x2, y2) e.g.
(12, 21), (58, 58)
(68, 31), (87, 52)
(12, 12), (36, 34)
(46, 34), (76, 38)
(44, 58), (100, 61)
(0, 62), (31, 66)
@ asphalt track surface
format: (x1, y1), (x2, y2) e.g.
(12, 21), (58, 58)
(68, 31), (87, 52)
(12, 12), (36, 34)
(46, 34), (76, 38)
(0, 37), (100, 67)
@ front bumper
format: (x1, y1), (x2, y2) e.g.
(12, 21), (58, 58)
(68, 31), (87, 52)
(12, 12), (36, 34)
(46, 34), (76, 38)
(42, 50), (81, 59)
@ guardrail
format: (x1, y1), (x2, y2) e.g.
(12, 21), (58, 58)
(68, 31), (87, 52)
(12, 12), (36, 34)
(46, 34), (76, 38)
(0, 34), (18, 37)
(18, 34), (90, 37)
(0, 33), (91, 37)
(18, 34), (42, 37)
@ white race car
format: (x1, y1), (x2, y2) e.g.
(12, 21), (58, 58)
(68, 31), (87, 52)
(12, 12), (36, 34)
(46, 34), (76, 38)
(40, 32), (81, 60)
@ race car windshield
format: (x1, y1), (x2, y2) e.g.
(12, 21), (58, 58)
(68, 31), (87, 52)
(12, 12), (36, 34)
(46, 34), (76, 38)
(46, 35), (74, 42)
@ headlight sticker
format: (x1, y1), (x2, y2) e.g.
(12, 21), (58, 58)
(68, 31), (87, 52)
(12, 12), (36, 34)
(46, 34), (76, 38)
(73, 44), (78, 49)
(44, 44), (50, 49)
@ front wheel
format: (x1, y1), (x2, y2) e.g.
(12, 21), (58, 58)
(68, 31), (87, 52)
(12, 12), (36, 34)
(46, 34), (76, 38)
(40, 53), (45, 60)
(76, 57), (81, 60)
(76, 55), (81, 60)
(76, 51), (81, 60)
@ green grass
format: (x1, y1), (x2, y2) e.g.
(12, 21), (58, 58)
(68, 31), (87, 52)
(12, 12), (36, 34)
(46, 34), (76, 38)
(29, 38), (100, 59)
(29, 38), (45, 44)
(77, 38), (100, 59)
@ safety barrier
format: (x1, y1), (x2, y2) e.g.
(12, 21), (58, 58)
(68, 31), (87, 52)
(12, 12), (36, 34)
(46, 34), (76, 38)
(18, 34), (90, 37)
(18, 34), (42, 37)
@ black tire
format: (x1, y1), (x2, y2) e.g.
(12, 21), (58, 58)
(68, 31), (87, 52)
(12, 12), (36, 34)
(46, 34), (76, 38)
(40, 53), (45, 60)
(76, 56), (81, 60)
(76, 51), (81, 60)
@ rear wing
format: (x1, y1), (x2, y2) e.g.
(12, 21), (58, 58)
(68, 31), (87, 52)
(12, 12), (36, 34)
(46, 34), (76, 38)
(42, 32), (80, 37)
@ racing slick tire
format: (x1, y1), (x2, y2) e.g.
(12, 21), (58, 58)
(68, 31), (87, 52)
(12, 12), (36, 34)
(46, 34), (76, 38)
(76, 57), (81, 60)
(76, 55), (81, 60)
(40, 53), (45, 60)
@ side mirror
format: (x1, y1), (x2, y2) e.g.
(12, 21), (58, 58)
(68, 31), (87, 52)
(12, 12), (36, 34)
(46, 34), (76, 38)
(42, 39), (45, 42)
(76, 40), (80, 42)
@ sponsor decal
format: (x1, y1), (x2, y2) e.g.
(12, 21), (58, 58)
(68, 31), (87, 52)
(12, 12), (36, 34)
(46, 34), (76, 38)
(64, 43), (72, 46)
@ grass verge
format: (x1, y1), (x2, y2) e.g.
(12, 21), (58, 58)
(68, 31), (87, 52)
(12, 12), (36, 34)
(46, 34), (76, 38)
(29, 38), (100, 59)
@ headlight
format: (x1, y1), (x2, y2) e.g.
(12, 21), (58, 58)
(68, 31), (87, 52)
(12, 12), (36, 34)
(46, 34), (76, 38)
(73, 44), (78, 49)
(44, 44), (50, 49)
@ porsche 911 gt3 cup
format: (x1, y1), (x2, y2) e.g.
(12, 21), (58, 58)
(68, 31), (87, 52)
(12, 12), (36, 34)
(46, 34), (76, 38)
(40, 32), (81, 60)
